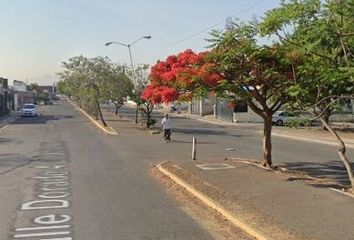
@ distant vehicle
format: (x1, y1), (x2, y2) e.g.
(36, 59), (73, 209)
(272, 111), (301, 126)
(170, 104), (177, 113)
(21, 103), (38, 117)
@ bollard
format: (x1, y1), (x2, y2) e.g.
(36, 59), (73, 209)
(192, 137), (197, 160)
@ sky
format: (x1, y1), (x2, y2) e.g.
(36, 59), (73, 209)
(0, 0), (280, 85)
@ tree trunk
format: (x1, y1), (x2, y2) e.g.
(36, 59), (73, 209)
(146, 111), (151, 128)
(320, 117), (354, 192)
(321, 108), (332, 130)
(262, 115), (273, 168)
(113, 102), (121, 115)
(135, 105), (139, 124)
(78, 98), (81, 108)
(96, 101), (107, 127)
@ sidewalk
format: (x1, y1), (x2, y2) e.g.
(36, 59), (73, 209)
(158, 160), (354, 240)
(156, 108), (354, 148)
(122, 103), (354, 150)
(155, 108), (262, 129)
(0, 112), (20, 129)
(272, 128), (354, 149)
(0, 112), (29, 174)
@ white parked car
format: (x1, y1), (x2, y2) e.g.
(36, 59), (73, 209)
(21, 103), (38, 117)
(272, 111), (299, 126)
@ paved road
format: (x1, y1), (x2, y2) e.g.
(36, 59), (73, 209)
(0, 101), (215, 240)
(1, 100), (353, 239)
(113, 104), (354, 186)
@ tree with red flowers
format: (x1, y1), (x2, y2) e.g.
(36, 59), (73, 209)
(142, 49), (221, 105)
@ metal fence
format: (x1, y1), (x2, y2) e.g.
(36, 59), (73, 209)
(215, 98), (233, 122)
(190, 99), (200, 115)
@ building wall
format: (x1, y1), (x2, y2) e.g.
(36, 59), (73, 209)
(233, 111), (263, 123)
(15, 91), (35, 110)
(38, 85), (54, 93)
(200, 97), (216, 116)
(13, 80), (27, 92)
(329, 114), (354, 122)
(14, 93), (19, 110)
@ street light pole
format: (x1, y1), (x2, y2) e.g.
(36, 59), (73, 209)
(105, 35), (151, 87)
(127, 45), (136, 87)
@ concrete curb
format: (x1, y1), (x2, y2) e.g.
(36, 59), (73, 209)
(68, 101), (118, 135)
(272, 132), (354, 149)
(329, 187), (354, 199)
(156, 161), (268, 240)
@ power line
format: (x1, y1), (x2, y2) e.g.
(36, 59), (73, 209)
(162, 0), (265, 49)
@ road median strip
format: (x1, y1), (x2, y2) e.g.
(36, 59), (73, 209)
(68, 101), (118, 135)
(156, 161), (269, 240)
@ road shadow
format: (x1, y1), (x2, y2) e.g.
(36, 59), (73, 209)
(11, 115), (74, 125)
(170, 139), (214, 144)
(279, 160), (353, 187)
(173, 128), (227, 135)
(0, 138), (23, 144)
(228, 134), (253, 138)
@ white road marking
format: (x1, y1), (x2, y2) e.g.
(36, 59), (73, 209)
(15, 142), (74, 239)
(14, 231), (70, 238)
(34, 214), (71, 225)
(40, 238), (72, 240)
(21, 199), (70, 210)
(37, 191), (70, 199)
(15, 225), (70, 231)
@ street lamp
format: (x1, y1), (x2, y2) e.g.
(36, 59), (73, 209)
(105, 35), (151, 87)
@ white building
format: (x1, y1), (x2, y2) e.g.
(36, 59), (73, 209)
(13, 80), (27, 92)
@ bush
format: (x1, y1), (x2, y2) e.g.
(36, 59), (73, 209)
(285, 118), (312, 128)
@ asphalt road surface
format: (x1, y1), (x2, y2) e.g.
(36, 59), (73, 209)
(0, 100), (353, 239)
(115, 104), (354, 186)
(0, 101), (215, 240)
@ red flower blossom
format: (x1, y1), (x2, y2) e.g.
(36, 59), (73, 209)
(146, 49), (223, 103)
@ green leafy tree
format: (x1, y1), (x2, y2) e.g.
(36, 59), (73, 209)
(127, 64), (151, 125)
(27, 83), (40, 93)
(58, 55), (116, 127)
(131, 82), (155, 129)
(101, 65), (133, 115)
(260, 0), (354, 127)
(207, 23), (295, 168)
(260, 0), (354, 190)
(58, 71), (85, 107)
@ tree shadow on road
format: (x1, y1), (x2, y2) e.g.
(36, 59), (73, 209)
(173, 128), (253, 138)
(279, 160), (353, 187)
(0, 138), (23, 144)
(171, 139), (214, 144)
(11, 115), (74, 125)
(228, 134), (253, 138)
(173, 128), (228, 136)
